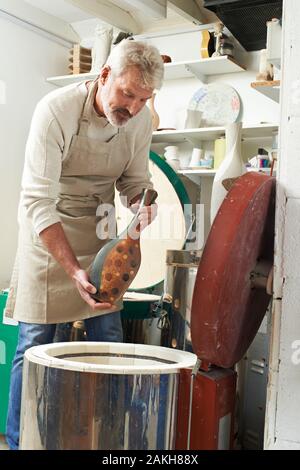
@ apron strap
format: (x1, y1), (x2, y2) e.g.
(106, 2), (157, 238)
(78, 77), (99, 136)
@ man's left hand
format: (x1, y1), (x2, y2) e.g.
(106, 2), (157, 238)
(130, 202), (158, 231)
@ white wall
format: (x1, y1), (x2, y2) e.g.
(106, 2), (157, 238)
(0, 16), (69, 289)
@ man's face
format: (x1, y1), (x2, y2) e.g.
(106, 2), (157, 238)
(100, 65), (153, 127)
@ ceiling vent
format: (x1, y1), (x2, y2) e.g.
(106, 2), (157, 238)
(203, 0), (282, 51)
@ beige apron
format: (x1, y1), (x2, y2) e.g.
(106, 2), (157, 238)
(5, 79), (130, 324)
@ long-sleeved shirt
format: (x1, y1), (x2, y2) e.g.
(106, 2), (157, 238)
(19, 81), (153, 235)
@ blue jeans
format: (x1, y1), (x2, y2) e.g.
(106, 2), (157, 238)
(5, 312), (123, 450)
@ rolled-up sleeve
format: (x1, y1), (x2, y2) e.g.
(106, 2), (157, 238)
(20, 101), (64, 235)
(116, 112), (154, 206)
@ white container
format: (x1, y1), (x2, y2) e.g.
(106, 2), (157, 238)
(20, 342), (197, 450)
(266, 18), (282, 69)
(189, 148), (204, 167)
(164, 145), (179, 160)
(210, 122), (246, 223)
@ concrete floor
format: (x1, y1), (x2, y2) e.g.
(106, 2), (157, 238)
(0, 434), (9, 450)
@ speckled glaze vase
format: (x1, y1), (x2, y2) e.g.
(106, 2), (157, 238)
(90, 188), (158, 304)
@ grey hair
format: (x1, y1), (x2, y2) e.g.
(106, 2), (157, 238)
(106, 39), (164, 90)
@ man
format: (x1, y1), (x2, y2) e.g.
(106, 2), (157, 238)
(5, 39), (164, 449)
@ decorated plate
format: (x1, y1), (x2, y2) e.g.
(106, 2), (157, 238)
(188, 83), (241, 127)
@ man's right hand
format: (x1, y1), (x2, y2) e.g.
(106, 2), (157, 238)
(39, 223), (113, 311)
(72, 269), (113, 311)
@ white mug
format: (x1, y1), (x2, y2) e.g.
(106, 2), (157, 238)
(164, 146), (179, 160)
(189, 148), (203, 167)
(184, 109), (203, 129)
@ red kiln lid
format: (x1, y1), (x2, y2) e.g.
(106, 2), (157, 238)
(191, 172), (275, 368)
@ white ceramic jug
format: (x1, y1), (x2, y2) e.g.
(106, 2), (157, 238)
(189, 148), (203, 167)
(210, 122), (246, 223)
(164, 146), (179, 160)
(164, 146), (180, 171)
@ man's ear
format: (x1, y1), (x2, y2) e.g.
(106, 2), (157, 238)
(100, 65), (111, 85)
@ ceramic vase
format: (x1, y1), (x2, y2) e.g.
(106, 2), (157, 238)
(256, 49), (274, 81)
(149, 93), (160, 131)
(90, 25), (113, 73)
(210, 122), (246, 223)
(164, 146), (180, 171)
(90, 189), (157, 303)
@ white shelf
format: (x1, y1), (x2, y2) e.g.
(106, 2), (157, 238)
(251, 81), (280, 103)
(242, 124), (279, 138)
(152, 124), (278, 144)
(177, 167), (274, 184)
(46, 56), (246, 87)
(246, 167), (274, 174)
(178, 169), (216, 176)
(152, 127), (225, 143)
(47, 72), (98, 87)
(164, 56), (246, 81)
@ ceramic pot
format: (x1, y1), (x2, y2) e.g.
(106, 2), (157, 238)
(90, 25), (113, 73)
(164, 146), (179, 160)
(189, 148), (204, 167)
(149, 93), (160, 131)
(210, 122), (246, 223)
(256, 49), (274, 81)
(161, 55), (172, 63)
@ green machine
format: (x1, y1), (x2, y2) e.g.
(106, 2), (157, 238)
(0, 290), (18, 434)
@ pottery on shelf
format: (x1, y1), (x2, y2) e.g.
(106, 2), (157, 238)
(256, 49), (274, 81)
(149, 93), (160, 131)
(164, 145), (180, 171)
(161, 55), (172, 63)
(90, 25), (113, 73)
(212, 22), (224, 57)
(164, 146), (179, 159)
(210, 122), (246, 223)
(189, 148), (204, 167)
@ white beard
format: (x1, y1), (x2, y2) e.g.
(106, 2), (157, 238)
(100, 86), (131, 128)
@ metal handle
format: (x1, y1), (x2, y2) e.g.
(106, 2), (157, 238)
(140, 188), (158, 207)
